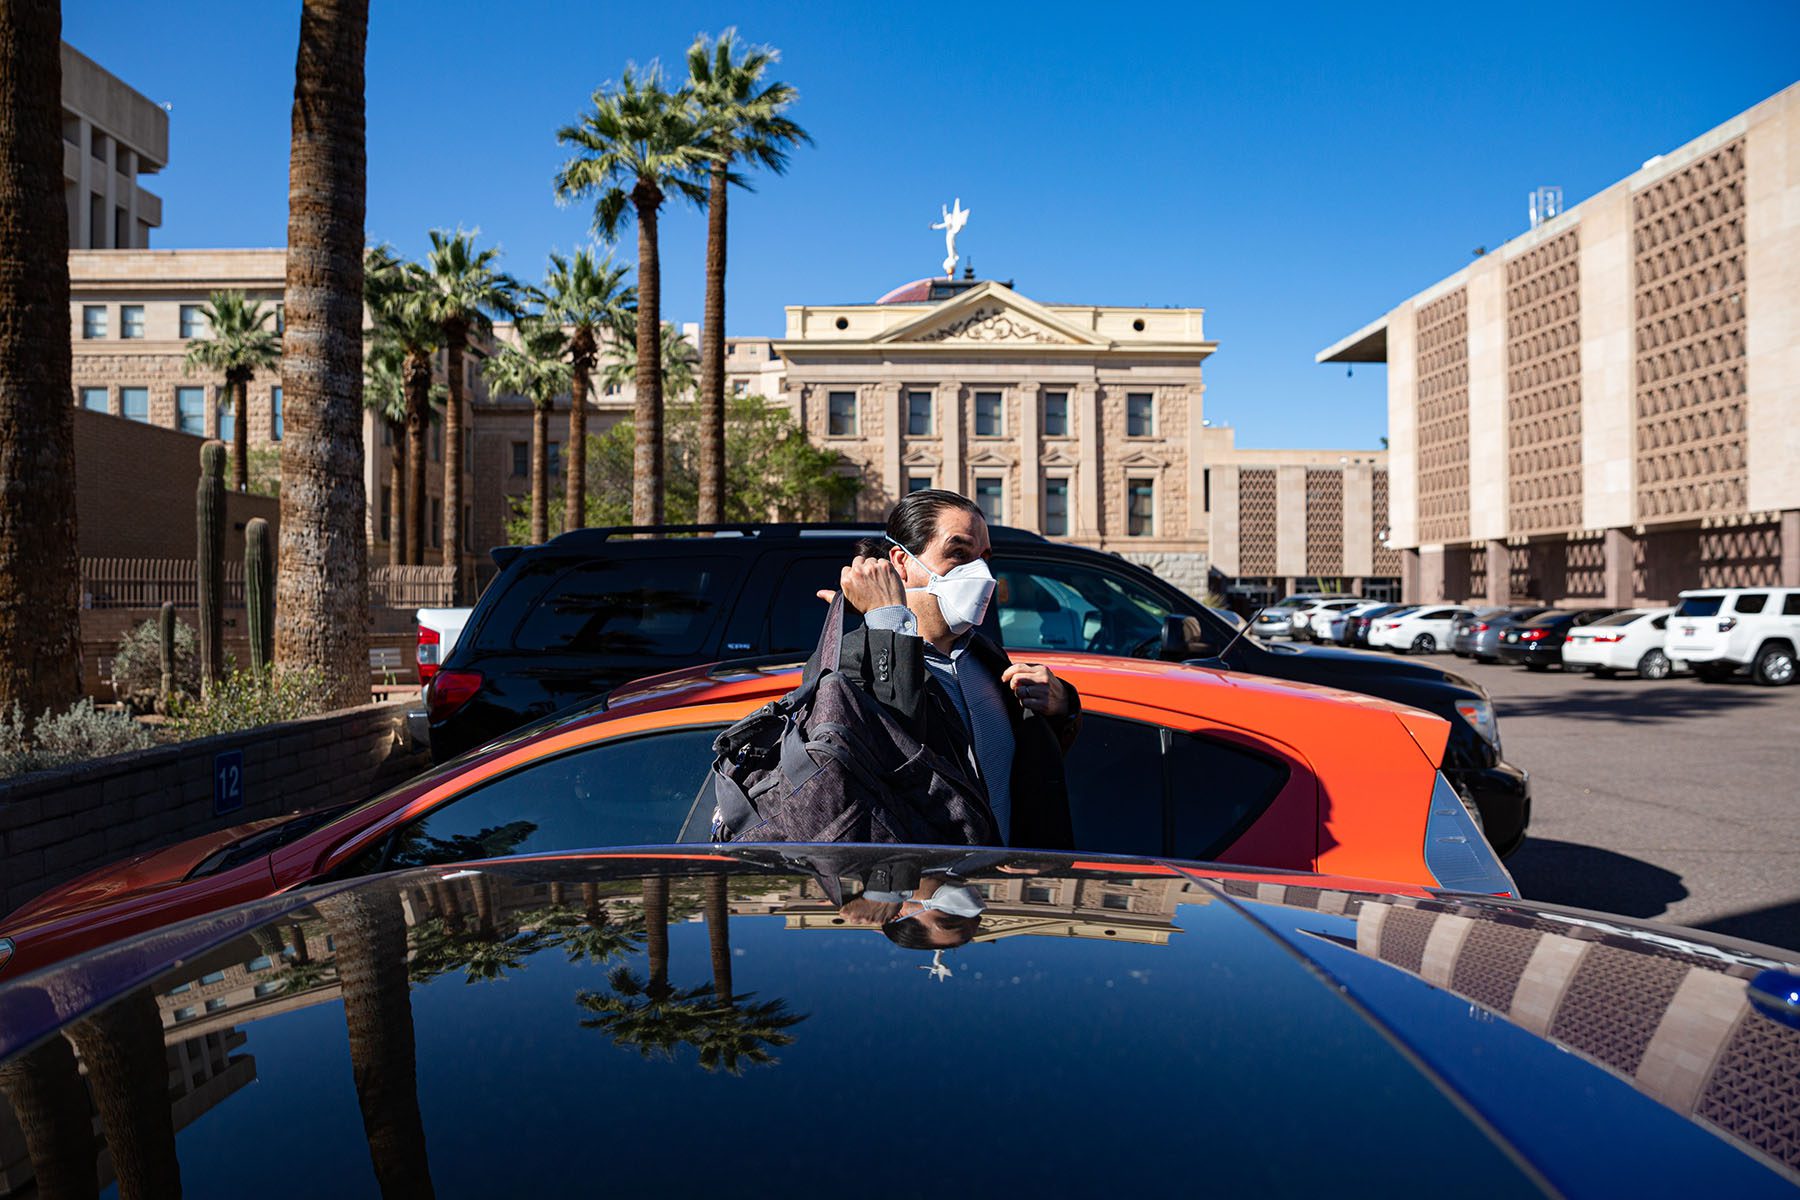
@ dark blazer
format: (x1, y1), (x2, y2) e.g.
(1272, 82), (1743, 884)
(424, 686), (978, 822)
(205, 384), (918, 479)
(821, 623), (1080, 851)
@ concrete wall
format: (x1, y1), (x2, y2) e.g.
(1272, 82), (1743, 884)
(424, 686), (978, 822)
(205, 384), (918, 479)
(0, 701), (425, 919)
(1745, 84), (1800, 515)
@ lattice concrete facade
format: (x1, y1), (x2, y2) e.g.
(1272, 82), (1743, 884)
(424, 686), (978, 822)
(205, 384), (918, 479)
(1320, 82), (1800, 604)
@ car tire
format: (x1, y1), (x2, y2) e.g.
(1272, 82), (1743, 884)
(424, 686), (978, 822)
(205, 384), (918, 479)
(1410, 633), (1436, 654)
(1636, 649), (1672, 681)
(1752, 643), (1796, 687)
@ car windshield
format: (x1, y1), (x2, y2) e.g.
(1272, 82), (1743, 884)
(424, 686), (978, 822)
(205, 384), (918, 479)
(186, 804), (357, 879)
(1676, 594), (1725, 617)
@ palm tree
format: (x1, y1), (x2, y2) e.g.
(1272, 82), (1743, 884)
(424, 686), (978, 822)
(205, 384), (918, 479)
(276, 0), (370, 710)
(318, 883), (436, 1198)
(364, 342), (409, 564)
(602, 319), (698, 401)
(522, 901), (645, 966)
(702, 872), (732, 1002)
(365, 247), (441, 565)
(0, 0), (82, 721)
(182, 290), (281, 492)
(0, 1033), (98, 1200)
(481, 319), (571, 545)
(687, 30), (809, 524)
(554, 66), (712, 527)
(412, 229), (520, 598)
(65, 989), (182, 1199)
(537, 248), (634, 533)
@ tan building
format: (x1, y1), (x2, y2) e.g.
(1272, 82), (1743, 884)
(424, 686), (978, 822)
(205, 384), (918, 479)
(1320, 82), (1800, 604)
(61, 41), (166, 250)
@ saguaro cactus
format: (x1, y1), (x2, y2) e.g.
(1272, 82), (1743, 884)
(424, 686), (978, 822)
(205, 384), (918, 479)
(244, 517), (274, 672)
(157, 600), (176, 712)
(197, 440), (226, 691)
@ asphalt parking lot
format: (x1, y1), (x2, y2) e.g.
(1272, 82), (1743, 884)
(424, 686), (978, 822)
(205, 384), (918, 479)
(1436, 654), (1800, 952)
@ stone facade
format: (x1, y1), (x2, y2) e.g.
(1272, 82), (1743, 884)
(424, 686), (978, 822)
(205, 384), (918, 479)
(1320, 81), (1800, 603)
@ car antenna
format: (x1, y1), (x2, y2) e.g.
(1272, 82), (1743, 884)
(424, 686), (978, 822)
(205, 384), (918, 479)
(1193, 605), (1264, 672)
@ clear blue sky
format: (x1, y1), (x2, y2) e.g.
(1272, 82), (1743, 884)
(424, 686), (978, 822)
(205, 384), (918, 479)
(66, 1), (1800, 450)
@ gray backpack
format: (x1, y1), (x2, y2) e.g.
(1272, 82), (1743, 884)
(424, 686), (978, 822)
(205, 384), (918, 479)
(705, 597), (998, 846)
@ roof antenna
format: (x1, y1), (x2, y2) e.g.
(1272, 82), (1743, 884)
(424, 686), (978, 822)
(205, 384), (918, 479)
(1192, 604), (1266, 672)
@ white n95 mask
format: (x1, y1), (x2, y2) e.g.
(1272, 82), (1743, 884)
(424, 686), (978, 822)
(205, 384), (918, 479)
(890, 537), (997, 637)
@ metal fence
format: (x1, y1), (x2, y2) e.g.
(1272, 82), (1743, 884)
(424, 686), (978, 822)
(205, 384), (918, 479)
(368, 564), (457, 608)
(80, 558), (456, 611)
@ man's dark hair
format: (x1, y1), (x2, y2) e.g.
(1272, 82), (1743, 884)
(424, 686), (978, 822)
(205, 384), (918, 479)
(857, 488), (984, 561)
(881, 912), (982, 950)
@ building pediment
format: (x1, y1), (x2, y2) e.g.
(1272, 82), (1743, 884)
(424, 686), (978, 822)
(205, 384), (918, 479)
(901, 447), (942, 467)
(966, 446), (1016, 469)
(1118, 448), (1169, 470)
(1040, 443), (1082, 467)
(873, 282), (1105, 348)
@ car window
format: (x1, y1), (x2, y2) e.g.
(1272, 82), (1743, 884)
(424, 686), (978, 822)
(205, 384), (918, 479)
(362, 727), (723, 874)
(992, 558), (1174, 657)
(489, 557), (734, 655)
(1419, 609), (1455, 621)
(1060, 714), (1290, 861)
(1592, 610), (1644, 627)
(1732, 593), (1768, 615)
(1786, 595), (1800, 616)
(1676, 595), (1724, 617)
(1651, 615), (1668, 630)
(766, 557), (847, 654)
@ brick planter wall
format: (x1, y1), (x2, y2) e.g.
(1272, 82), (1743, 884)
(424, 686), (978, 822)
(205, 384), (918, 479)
(0, 701), (426, 918)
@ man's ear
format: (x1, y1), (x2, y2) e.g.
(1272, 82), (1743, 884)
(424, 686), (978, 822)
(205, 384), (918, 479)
(888, 544), (912, 582)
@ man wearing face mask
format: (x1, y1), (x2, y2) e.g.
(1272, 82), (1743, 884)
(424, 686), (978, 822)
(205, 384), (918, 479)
(825, 488), (1079, 850)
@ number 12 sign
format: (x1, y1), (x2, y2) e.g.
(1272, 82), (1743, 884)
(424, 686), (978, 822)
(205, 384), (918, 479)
(214, 750), (245, 816)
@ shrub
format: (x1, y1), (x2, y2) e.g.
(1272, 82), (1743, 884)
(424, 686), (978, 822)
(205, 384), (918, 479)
(110, 614), (201, 713)
(0, 699), (155, 777)
(165, 666), (337, 740)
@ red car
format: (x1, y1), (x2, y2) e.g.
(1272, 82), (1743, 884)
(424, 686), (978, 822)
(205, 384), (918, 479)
(0, 653), (1511, 978)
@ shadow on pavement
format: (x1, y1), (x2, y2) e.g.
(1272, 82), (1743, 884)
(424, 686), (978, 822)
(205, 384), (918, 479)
(1508, 838), (1688, 918)
(1490, 683), (1778, 725)
(1694, 900), (1800, 955)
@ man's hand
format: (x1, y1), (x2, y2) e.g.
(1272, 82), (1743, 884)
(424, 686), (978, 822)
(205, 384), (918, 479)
(832, 557), (907, 614)
(1002, 662), (1070, 717)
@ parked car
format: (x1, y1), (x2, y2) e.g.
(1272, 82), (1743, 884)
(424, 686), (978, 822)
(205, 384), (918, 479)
(1248, 591), (1358, 640)
(1343, 603), (1412, 647)
(0, 651), (1509, 978)
(1367, 605), (1471, 654)
(1290, 598), (1364, 643)
(1665, 587), (1800, 686)
(1449, 607), (1511, 657)
(1562, 608), (1683, 679)
(4, 849), (1797, 1196)
(1454, 606), (1552, 662)
(414, 606), (471, 685)
(422, 525), (1530, 854)
(1325, 601), (1391, 646)
(1496, 608), (1620, 670)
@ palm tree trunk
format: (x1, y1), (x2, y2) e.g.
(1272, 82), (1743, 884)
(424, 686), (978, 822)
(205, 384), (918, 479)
(632, 183), (664, 527)
(0, 0), (82, 720)
(530, 400), (549, 543)
(698, 162), (728, 525)
(564, 332), (593, 532)
(403, 349), (430, 565)
(65, 990), (182, 1200)
(703, 872), (732, 1002)
(642, 874), (670, 996)
(232, 374), (251, 491)
(387, 417), (406, 565)
(290, 920), (311, 962)
(443, 330), (465, 598)
(581, 880), (599, 921)
(0, 1033), (99, 1200)
(275, 0), (370, 711)
(318, 885), (437, 1199)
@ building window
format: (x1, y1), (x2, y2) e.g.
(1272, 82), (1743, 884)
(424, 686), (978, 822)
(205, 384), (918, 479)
(246, 955), (273, 972)
(205, 997), (228, 1013)
(81, 305), (107, 339)
(1128, 477), (1155, 537)
(431, 422), (441, 462)
(173, 1006), (198, 1022)
(975, 476), (1004, 523)
(120, 386), (149, 423)
(271, 387), (283, 440)
(199, 970), (226, 985)
(1102, 892), (1131, 911)
(380, 487), (392, 538)
(974, 391), (1002, 437)
(511, 441), (528, 477)
(179, 304), (205, 339)
(165, 982), (191, 996)
(462, 504), (471, 546)
(176, 387), (205, 436)
(547, 441), (561, 475)
(731, 379), (747, 397)
(1203, 468), (1211, 513)
(273, 303), (285, 334)
(464, 430), (472, 472)
(1127, 393), (1154, 437)
(217, 399), (234, 443)
(1043, 391), (1068, 436)
(114, 206), (129, 250)
(827, 390), (857, 436)
(120, 305), (145, 339)
(1043, 477), (1069, 537)
(1026, 885), (1055, 904)
(88, 193), (103, 249)
(906, 474), (932, 495)
(80, 386), (108, 413)
(907, 390), (932, 436)
(431, 498), (443, 548)
(253, 981), (282, 998)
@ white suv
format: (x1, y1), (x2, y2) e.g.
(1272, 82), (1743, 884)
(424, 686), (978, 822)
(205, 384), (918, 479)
(1368, 605), (1471, 654)
(1665, 588), (1800, 686)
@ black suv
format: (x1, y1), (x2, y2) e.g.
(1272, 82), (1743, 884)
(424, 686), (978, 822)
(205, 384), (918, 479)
(425, 523), (1530, 855)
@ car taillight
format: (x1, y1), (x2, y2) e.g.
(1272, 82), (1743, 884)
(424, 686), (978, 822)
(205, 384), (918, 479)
(1473, 622), (1490, 632)
(1719, 617), (1738, 632)
(1591, 634), (1625, 643)
(417, 625), (442, 684)
(1383, 622), (1402, 629)
(427, 669), (483, 723)
(1519, 629), (1547, 641)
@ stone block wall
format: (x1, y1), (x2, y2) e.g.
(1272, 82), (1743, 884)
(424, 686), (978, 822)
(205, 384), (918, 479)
(0, 701), (426, 919)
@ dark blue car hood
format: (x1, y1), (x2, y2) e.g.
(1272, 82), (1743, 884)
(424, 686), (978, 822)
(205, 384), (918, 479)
(1, 847), (1795, 1197)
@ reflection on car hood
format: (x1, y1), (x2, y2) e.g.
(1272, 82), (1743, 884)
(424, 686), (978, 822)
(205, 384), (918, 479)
(1261, 641), (1482, 686)
(1, 847), (1796, 1197)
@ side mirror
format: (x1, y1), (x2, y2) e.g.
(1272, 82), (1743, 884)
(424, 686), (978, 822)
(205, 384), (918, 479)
(1158, 615), (1204, 661)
